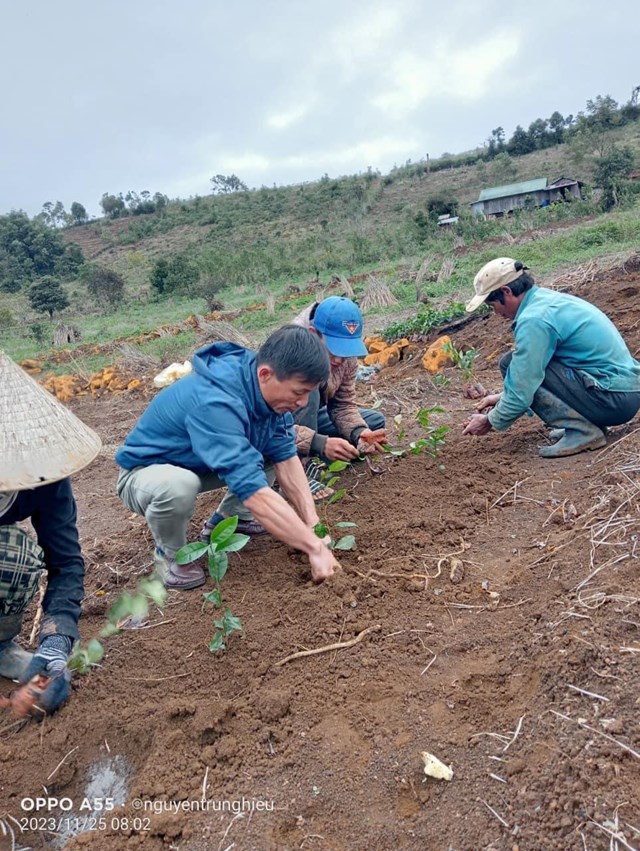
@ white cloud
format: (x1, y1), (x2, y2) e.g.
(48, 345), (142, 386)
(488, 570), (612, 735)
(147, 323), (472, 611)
(266, 102), (312, 131)
(372, 31), (521, 117)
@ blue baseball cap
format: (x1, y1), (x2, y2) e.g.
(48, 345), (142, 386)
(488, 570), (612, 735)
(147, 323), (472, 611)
(312, 297), (367, 358)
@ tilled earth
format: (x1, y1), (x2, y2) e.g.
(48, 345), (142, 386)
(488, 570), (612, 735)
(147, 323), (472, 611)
(1, 266), (639, 851)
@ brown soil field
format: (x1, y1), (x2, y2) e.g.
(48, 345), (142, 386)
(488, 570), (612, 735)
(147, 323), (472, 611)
(1, 267), (639, 851)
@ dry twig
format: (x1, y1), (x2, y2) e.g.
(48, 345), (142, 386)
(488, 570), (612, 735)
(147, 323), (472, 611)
(275, 625), (381, 667)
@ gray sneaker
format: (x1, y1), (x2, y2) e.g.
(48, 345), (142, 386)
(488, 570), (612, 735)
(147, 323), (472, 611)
(0, 639), (33, 680)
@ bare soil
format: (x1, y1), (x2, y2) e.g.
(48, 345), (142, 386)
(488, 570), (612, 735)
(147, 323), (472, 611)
(1, 268), (638, 851)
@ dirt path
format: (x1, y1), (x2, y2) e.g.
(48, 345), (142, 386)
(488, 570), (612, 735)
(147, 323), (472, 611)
(1, 268), (638, 851)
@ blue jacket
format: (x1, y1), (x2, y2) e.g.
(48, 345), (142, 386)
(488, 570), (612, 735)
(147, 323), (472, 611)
(488, 287), (640, 431)
(115, 343), (296, 501)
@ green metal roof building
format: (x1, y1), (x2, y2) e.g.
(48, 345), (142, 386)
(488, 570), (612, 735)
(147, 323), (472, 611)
(471, 176), (582, 217)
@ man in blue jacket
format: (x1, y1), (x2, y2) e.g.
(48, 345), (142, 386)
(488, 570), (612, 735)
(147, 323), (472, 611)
(116, 325), (340, 590)
(462, 258), (640, 457)
(1, 351), (101, 714)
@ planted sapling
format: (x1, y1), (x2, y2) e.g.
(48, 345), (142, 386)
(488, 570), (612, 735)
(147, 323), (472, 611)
(443, 340), (478, 381)
(68, 575), (167, 674)
(176, 515), (249, 652)
(314, 520), (357, 551)
(410, 406), (449, 458)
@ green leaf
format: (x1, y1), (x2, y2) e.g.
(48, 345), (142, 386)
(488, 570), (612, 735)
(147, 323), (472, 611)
(326, 476), (339, 488)
(219, 532), (250, 553)
(334, 521), (357, 528)
(327, 488), (346, 505)
(222, 609), (243, 634)
(106, 592), (133, 625)
(328, 460), (349, 472)
(99, 622), (120, 639)
(208, 515), (239, 546)
(203, 589), (223, 607)
(175, 541), (208, 565)
(138, 577), (167, 607)
(371, 398), (384, 410)
(208, 632), (225, 652)
(314, 522), (329, 538)
(130, 596), (149, 619)
(86, 638), (105, 664)
(208, 551), (228, 582)
(333, 534), (356, 550)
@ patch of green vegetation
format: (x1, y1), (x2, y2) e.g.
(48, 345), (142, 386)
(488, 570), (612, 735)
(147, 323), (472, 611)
(383, 303), (468, 341)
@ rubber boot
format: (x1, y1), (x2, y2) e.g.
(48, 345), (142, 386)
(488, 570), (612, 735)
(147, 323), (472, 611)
(531, 387), (607, 458)
(0, 639), (33, 680)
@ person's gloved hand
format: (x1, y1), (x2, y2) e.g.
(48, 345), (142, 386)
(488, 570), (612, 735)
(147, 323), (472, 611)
(19, 635), (73, 715)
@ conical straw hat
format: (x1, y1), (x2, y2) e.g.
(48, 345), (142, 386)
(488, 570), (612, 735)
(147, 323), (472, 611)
(1, 351), (102, 491)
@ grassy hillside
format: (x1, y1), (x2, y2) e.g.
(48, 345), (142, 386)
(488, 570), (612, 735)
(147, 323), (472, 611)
(3, 118), (640, 370)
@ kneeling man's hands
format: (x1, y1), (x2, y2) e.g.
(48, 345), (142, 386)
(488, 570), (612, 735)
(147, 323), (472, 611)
(462, 413), (493, 436)
(309, 544), (340, 583)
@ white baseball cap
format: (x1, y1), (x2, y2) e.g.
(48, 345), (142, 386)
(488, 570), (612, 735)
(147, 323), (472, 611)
(466, 258), (527, 312)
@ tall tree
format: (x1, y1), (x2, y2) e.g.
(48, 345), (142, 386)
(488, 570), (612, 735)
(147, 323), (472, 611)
(28, 276), (69, 318)
(210, 174), (248, 194)
(507, 125), (534, 156)
(0, 211), (82, 292)
(548, 111), (566, 144)
(594, 145), (635, 210)
(82, 264), (125, 308)
(100, 192), (126, 218)
(70, 201), (88, 225)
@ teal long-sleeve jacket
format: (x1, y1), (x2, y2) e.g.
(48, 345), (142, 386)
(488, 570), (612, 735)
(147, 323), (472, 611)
(487, 287), (640, 431)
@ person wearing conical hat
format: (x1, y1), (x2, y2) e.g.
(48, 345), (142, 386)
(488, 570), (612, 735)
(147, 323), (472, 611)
(462, 258), (640, 456)
(0, 351), (101, 714)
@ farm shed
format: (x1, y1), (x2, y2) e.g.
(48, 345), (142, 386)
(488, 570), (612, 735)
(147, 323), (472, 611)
(471, 176), (583, 217)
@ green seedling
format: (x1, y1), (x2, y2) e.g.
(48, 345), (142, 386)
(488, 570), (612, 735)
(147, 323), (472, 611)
(68, 576), (167, 674)
(176, 515), (249, 652)
(311, 459), (352, 505)
(432, 373), (451, 389)
(443, 340), (477, 380)
(67, 638), (104, 674)
(314, 520), (357, 551)
(393, 413), (405, 442)
(100, 576), (167, 639)
(410, 407), (449, 459)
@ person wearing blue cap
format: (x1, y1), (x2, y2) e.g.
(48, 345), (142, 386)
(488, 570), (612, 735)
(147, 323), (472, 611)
(200, 297), (386, 538)
(291, 297), (386, 465)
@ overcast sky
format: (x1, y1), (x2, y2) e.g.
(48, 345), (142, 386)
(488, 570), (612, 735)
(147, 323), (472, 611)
(1, 0), (638, 217)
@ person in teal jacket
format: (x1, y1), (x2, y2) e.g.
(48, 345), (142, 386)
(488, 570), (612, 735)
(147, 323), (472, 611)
(116, 325), (340, 590)
(462, 258), (640, 457)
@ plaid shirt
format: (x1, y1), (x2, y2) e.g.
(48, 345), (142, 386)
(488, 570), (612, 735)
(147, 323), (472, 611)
(0, 479), (84, 641)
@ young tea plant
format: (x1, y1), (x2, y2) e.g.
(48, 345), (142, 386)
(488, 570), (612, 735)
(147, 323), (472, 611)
(410, 406), (449, 459)
(310, 458), (353, 505)
(176, 516), (249, 652)
(443, 340), (478, 381)
(314, 520), (357, 551)
(68, 576), (167, 674)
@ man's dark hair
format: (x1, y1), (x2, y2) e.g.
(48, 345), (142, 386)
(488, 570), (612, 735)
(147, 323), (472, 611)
(487, 262), (535, 304)
(257, 324), (330, 384)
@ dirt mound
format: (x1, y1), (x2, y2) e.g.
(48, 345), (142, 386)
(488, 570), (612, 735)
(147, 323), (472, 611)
(1, 266), (638, 850)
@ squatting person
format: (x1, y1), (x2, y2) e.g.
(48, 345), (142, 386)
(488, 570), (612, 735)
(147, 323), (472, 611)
(115, 325), (340, 590)
(0, 351), (101, 714)
(200, 296), (387, 536)
(462, 257), (640, 457)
